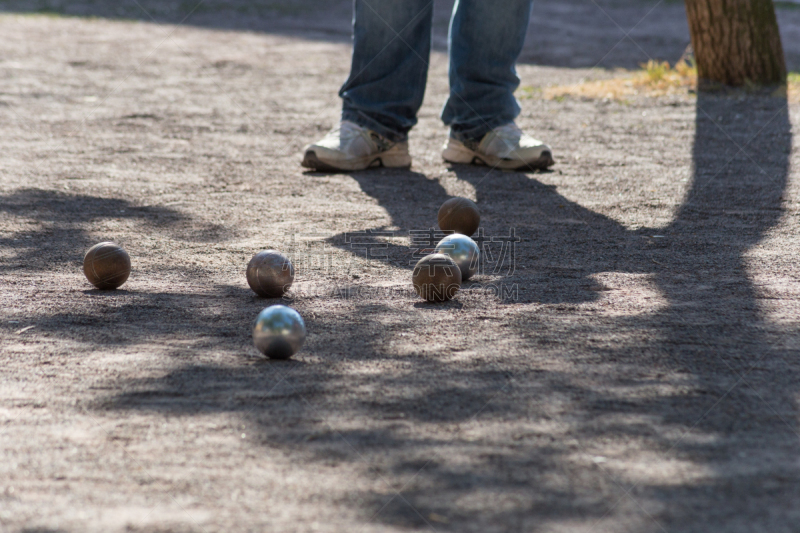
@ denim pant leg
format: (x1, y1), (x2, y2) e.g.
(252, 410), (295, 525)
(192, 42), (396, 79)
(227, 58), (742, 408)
(340, 0), (434, 142)
(442, 0), (533, 141)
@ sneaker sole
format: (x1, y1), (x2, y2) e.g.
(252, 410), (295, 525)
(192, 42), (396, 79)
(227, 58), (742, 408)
(302, 150), (411, 172)
(442, 143), (554, 171)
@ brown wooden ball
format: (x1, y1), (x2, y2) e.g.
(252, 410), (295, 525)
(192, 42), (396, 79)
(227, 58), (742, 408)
(83, 242), (131, 290)
(412, 253), (462, 302)
(438, 197), (480, 236)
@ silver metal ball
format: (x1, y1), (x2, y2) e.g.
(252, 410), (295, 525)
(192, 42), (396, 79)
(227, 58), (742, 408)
(434, 233), (479, 280)
(253, 305), (306, 359)
(246, 250), (294, 298)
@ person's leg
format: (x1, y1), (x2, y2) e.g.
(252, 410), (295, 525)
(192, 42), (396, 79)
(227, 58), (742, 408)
(340, 0), (434, 142)
(302, 0), (433, 171)
(441, 0), (533, 142)
(440, 0), (553, 170)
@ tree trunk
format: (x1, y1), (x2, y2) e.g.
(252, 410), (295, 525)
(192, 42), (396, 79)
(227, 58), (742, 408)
(684, 0), (786, 87)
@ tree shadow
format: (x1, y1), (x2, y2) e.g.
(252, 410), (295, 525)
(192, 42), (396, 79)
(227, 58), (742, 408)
(306, 91), (794, 532)
(15, 90), (793, 531)
(623, 90), (799, 531)
(0, 188), (230, 273)
(7, 0), (798, 70)
(2, 284), (260, 350)
(352, 90), (797, 532)
(3, 5), (797, 530)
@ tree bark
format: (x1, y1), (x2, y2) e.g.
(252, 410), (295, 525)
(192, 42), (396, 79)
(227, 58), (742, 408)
(684, 0), (786, 87)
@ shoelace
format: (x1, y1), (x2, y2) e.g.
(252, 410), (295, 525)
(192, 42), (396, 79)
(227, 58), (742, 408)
(494, 123), (523, 138)
(488, 123), (523, 156)
(327, 121), (376, 148)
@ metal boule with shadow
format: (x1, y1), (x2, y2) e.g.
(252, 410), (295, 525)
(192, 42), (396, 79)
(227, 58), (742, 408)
(253, 305), (306, 359)
(412, 253), (462, 302)
(83, 241), (131, 290)
(434, 233), (479, 280)
(437, 196), (480, 237)
(246, 250), (294, 298)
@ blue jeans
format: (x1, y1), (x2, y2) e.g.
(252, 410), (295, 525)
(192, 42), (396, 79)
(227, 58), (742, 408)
(340, 0), (533, 143)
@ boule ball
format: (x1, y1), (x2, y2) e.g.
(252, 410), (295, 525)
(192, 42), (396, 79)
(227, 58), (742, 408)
(438, 197), (480, 236)
(434, 233), (479, 280)
(412, 253), (462, 302)
(83, 242), (131, 290)
(246, 250), (294, 298)
(253, 305), (306, 359)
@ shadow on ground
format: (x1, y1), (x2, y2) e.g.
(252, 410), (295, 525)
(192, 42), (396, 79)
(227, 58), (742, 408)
(2, 0), (800, 70)
(0, 188), (229, 272)
(56, 90), (798, 531)
(6, 0), (800, 70)
(3, 3), (800, 530)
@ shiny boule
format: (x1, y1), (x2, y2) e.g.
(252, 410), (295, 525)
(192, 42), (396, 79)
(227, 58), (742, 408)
(438, 197), (480, 237)
(412, 253), (462, 302)
(83, 241), (131, 290)
(434, 233), (479, 280)
(246, 250), (294, 298)
(253, 305), (306, 359)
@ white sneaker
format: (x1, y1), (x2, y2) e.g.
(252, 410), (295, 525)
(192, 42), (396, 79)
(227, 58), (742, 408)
(301, 120), (411, 171)
(442, 123), (554, 170)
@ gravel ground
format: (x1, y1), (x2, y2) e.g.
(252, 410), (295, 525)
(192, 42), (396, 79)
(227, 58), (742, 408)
(1, 2), (800, 532)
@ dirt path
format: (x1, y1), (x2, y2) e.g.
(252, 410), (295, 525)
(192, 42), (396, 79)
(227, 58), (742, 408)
(1, 3), (800, 532)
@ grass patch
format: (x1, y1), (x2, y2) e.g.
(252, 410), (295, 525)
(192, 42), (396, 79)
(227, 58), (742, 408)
(527, 62), (800, 103)
(531, 60), (697, 101)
